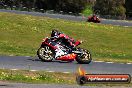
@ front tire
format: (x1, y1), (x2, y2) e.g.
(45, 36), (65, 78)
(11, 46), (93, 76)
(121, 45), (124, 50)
(37, 46), (54, 62)
(76, 48), (92, 64)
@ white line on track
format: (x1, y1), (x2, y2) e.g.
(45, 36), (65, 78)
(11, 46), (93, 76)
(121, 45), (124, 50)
(10, 69), (18, 71)
(25, 56), (31, 57)
(46, 71), (55, 72)
(9, 55), (14, 56)
(105, 62), (114, 63)
(30, 70), (37, 72)
(115, 25), (120, 26)
(9, 69), (71, 73)
(126, 63), (132, 64)
(93, 61), (132, 65)
(124, 26), (129, 27)
(93, 61), (104, 63)
(119, 63), (124, 64)
(62, 72), (70, 74)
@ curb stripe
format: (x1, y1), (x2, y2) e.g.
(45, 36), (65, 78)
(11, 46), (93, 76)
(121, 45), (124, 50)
(106, 62), (114, 63)
(30, 70), (37, 71)
(9, 55), (14, 56)
(63, 72), (70, 73)
(93, 61), (132, 65)
(46, 71), (55, 72)
(93, 61), (104, 63)
(10, 69), (71, 73)
(119, 63), (124, 64)
(126, 63), (132, 64)
(10, 69), (18, 70)
(25, 56), (31, 57)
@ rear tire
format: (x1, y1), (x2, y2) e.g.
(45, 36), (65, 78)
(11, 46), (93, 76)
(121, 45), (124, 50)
(37, 46), (54, 62)
(76, 48), (92, 64)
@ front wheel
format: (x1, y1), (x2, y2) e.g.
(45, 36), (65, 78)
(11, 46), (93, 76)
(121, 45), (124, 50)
(37, 46), (54, 62)
(76, 48), (92, 64)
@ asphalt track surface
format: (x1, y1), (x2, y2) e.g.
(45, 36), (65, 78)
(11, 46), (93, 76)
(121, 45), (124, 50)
(0, 56), (132, 75)
(0, 82), (94, 88)
(0, 81), (131, 88)
(0, 9), (132, 27)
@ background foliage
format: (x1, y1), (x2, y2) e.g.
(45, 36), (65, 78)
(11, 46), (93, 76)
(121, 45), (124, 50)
(0, 0), (132, 18)
(94, 0), (126, 19)
(0, 0), (91, 14)
(125, 0), (132, 17)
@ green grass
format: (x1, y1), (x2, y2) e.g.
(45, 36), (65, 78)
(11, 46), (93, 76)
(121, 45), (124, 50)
(0, 69), (132, 87)
(0, 69), (75, 84)
(0, 12), (132, 63)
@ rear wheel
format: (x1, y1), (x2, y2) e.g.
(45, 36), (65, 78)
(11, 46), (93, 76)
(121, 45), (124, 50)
(37, 46), (54, 62)
(76, 48), (92, 64)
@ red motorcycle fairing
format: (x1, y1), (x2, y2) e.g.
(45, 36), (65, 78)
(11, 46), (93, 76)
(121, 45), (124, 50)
(41, 38), (78, 61)
(56, 53), (77, 61)
(41, 38), (57, 50)
(87, 16), (100, 23)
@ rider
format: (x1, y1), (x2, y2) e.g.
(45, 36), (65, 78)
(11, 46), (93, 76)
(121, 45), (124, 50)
(91, 14), (97, 21)
(51, 29), (76, 48)
(51, 29), (81, 59)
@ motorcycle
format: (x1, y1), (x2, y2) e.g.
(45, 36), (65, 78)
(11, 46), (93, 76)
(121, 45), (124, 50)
(87, 15), (101, 23)
(37, 37), (92, 64)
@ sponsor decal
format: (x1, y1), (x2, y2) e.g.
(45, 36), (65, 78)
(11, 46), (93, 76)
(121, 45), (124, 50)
(76, 66), (131, 85)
